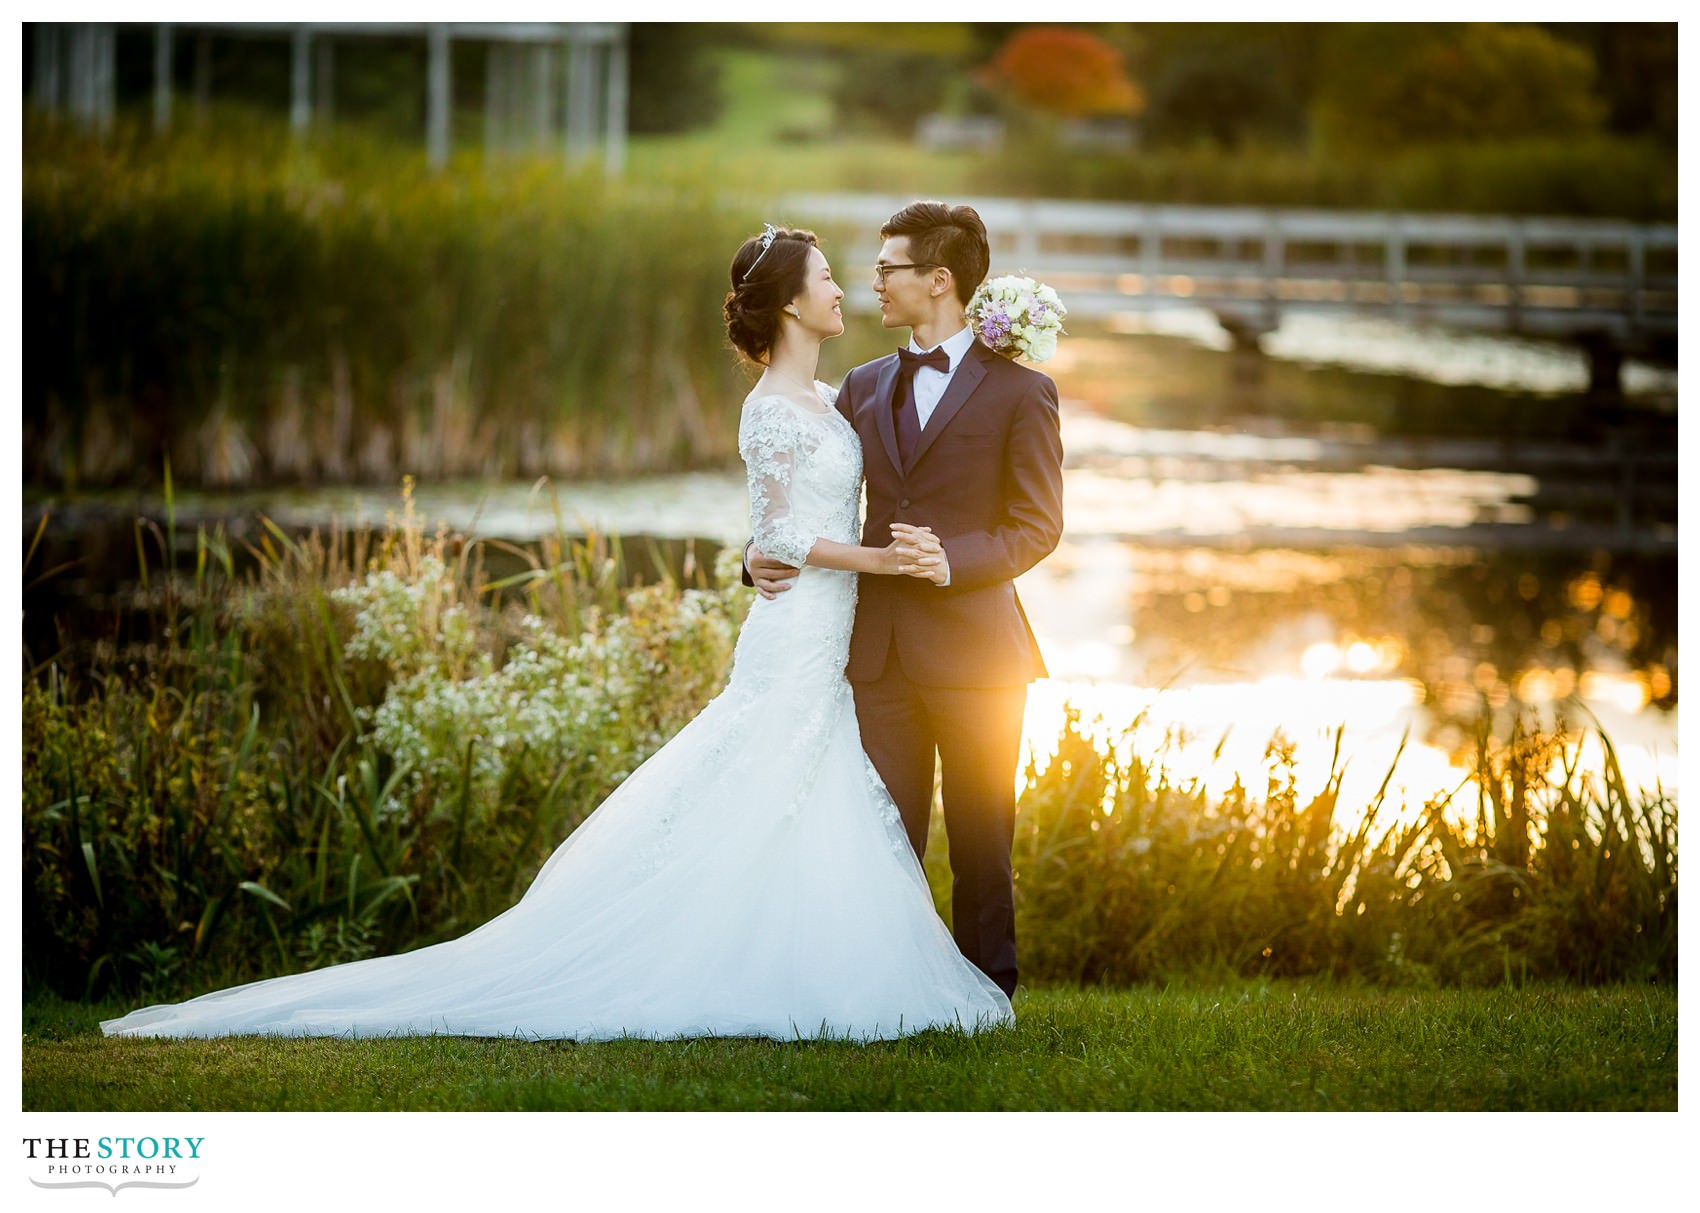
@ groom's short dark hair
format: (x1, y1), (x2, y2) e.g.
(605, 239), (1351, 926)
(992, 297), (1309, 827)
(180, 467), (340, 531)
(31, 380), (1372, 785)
(880, 201), (990, 307)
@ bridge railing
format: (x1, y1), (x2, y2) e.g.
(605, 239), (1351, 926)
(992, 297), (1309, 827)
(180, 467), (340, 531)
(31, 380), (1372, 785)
(784, 194), (1676, 344)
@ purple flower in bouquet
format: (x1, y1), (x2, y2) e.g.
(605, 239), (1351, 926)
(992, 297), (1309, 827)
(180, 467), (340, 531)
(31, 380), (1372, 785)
(979, 308), (1012, 344)
(966, 274), (1068, 362)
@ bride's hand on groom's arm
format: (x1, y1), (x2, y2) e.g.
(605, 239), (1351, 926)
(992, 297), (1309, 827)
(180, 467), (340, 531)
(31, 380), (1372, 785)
(753, 530), (946, 584)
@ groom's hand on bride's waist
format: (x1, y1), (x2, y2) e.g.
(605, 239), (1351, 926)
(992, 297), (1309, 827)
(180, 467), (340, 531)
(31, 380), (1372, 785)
(745, 541), (800, 599)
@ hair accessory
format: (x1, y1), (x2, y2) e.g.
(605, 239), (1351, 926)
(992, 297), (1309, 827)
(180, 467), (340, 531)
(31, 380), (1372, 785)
(745, 223), (779, 277)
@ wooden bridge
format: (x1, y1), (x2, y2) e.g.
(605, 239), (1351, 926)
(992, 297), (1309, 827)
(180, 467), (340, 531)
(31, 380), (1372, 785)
(785, 193), (1677, 392)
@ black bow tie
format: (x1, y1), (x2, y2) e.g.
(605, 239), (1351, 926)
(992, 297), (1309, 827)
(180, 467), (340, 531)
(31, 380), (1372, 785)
(897, 346), (950, 375)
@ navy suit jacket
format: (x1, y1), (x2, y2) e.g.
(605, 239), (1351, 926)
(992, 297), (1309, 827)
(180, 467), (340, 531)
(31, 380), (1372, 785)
(835, 338), (1064, 688)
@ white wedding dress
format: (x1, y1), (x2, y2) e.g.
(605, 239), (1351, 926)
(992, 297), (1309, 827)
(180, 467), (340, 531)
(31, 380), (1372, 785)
(101, 384), (1014, 1042)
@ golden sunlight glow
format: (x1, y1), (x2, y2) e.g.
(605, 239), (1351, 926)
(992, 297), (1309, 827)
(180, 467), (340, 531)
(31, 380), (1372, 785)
(1018, 674), (1677, 837)
(1301, 642), (1342, 679)
(1578, 671), (1651, 714)
(1517, 667), (1558, 704)
(1345, 641), (1381, 674)
(1021, 676), (1455, 833)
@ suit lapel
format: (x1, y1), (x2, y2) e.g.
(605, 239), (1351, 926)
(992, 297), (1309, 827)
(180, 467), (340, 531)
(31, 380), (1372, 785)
(869, 355), (903, 477)
(907, 340), (991, 471)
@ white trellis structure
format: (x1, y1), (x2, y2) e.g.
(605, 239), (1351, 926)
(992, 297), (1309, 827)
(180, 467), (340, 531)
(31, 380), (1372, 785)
(29, 21), (629, 174)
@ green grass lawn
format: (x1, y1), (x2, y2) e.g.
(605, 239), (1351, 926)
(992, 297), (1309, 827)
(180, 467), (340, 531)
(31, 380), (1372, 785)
(24, 982), (1674, 1111)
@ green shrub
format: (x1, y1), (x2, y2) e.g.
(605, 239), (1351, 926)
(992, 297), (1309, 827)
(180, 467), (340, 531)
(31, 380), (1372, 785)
(22, 490), (752, 999)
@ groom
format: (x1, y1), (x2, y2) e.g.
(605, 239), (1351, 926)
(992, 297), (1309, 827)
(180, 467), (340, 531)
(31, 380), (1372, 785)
(747, 200), (1064, 999)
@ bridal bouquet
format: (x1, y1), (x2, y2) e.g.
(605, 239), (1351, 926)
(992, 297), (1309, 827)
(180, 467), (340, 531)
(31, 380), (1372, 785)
(966, 275), (1068, 363)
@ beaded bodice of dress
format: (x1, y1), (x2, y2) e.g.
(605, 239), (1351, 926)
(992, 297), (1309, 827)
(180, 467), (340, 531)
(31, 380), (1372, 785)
(730, 384), (863, 692)
(737, 384), (861, 565)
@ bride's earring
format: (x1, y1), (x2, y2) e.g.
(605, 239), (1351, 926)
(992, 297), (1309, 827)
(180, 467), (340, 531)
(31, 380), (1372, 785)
(785, 307), (801, 319)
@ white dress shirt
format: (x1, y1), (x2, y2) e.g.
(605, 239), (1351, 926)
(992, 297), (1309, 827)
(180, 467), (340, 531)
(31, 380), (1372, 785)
(905, 324), (977, 430)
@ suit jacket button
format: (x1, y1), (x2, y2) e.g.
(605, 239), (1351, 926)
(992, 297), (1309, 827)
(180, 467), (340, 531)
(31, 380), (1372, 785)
(899, 498), (911, 509)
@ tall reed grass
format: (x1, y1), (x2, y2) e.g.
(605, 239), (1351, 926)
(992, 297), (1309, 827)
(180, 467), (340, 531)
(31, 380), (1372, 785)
(24, 113), (760, 490)
(1008, 706), (1675, 988)
(27, 107), (1673, 491)
(21, 490), (1676, 1001)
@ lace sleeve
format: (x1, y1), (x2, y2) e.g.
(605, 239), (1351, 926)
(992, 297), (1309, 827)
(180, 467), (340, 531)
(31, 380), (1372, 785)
(738, 396), (816, 568)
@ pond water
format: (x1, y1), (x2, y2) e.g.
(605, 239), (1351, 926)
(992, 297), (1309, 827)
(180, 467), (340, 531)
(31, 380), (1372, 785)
(27, 323), (1678, 830)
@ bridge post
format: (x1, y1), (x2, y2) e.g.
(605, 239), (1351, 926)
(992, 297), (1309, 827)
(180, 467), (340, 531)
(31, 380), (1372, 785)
(1386, 218), (1406, 323)
(1141, 209), (1161, 302)
(1262, 214), (1283, 332)
(1628, 231), (1647, 336)
(1215, 311), (1277, 415)
(1578, 331), (1625, 402)
(1506, 220), (1525, 331)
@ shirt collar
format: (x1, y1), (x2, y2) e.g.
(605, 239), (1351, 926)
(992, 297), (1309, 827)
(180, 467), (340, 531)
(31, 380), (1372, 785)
(906, 324), (976, 371)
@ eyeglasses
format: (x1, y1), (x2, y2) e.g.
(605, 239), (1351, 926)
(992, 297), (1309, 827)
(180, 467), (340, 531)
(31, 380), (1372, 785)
(873, 263), (941, 284)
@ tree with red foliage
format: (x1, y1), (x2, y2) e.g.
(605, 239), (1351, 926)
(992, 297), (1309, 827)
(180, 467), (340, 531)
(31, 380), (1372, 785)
(980, 27), (1143, 118)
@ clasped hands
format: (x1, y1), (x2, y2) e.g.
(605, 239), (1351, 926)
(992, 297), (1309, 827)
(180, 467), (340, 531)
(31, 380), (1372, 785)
(749, 523), (947, 599)
(880, 522), (948, 583)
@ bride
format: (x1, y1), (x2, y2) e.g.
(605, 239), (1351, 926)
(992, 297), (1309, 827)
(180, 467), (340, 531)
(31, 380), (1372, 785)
(100, 226), (1015, 1042)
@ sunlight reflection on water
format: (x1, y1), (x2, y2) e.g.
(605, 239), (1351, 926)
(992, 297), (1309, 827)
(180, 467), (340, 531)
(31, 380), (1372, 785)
(1008, 406), (1676, 824)
(186, 401), (1675, 824)
(1105, 308), (1677, 396)
(1015, 673), (1676, 835)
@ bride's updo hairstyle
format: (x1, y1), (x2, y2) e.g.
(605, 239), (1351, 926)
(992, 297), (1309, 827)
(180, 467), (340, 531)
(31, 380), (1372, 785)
(725, 226), (820, 363)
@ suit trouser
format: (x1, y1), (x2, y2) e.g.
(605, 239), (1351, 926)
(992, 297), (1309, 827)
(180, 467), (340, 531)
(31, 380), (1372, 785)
(852, 657), (1027, 999)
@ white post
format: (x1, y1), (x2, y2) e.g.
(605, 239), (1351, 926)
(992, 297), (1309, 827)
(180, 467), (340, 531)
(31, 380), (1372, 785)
(33, 23), (62, 114)
(533, 42), (555, 147)
(1628, 229), (1646, 337)
(290, 25), (312, 137)
(484, 42), (503, 159)
(1386, 218), (1406, 322)
(95, 24), (116, 131)
(427, 23), (451, 171)
(69, 24), (93, 128)
(1015, 200), (1040, 265)
(154, 24), (173, 132)
(566, 35), (597, 165)
(1142, 210), (1161, 305)
(1506, 220), (1525, 332)
(1262, 213), (1283, 330)
(603, 31), (628, 176)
